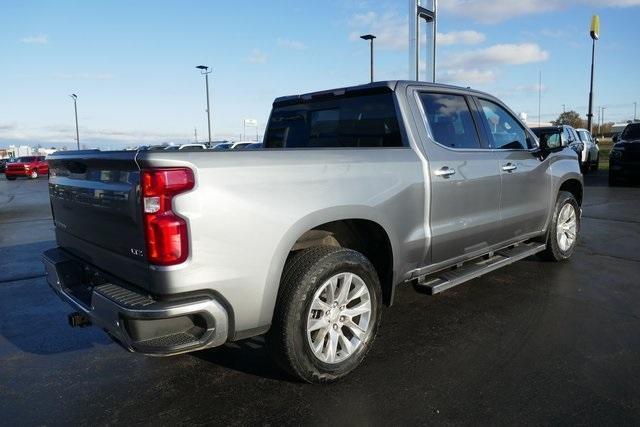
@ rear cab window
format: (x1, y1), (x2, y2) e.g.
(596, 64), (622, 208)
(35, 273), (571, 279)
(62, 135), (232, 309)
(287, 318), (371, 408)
(264, 93), (404, 149)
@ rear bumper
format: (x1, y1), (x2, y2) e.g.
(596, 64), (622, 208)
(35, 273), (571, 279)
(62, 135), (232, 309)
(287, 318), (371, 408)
(4, 170), (29, 177)
(42, 248), (229, 356)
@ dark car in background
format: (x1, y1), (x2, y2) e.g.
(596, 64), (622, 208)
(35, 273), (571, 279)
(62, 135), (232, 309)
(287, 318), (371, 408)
(609, 122), (640, 186)
(0, 158), (13, 173)
(531, 125), (584, 167)
(4, 156), (48, 180)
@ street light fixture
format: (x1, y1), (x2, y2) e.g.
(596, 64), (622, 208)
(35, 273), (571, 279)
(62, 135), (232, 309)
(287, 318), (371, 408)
(586, 15), (600, 134)
(70, 94), (79, 150)
(195, 65), (212, 146)
(360, 34), (376, 83)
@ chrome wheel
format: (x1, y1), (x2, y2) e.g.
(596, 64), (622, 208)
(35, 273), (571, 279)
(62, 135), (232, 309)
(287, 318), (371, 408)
(306, 272), (372, 364)
(30, 170), (38, 179)
(556, 203), (577, 252)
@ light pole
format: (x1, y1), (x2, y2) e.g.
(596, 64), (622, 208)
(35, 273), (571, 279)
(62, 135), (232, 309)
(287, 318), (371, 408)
(70, 94), (80, 150)
(562, 104), (566, 124)
(586, 15), (600, 134)
(360, 34), (376, 83)
(196, 65), (212, 146)
(601, 106), (607, 137)
(634, 102), (637, 121)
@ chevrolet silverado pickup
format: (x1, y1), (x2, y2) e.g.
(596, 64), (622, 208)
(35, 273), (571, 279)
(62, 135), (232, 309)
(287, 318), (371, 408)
(43, 81), (583, 383)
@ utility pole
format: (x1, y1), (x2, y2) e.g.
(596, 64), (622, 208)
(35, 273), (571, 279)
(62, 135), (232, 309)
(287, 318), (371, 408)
(562, 104), (566, 124)
(360, 34), (376, 83)
(195, 65), (212, 146)
(409, 0), (437, 82)
(586, 15), (600, 134)
(194, 127), (198, 143)
(634, 102), (637, 121)
(70, 94), (80, 150)
(538, 70), (542, 127)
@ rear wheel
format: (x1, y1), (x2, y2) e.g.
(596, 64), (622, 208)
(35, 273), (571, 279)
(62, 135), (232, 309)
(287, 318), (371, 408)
(539, 191), (580, 262)
(590, 154), (599, 171)
(6, 176), (16, 181)
(266, 246), (382, 383)
(609, 170), (621, 186)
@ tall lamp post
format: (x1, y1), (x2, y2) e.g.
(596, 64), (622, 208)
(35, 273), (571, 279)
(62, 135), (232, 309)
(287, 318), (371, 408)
(195, 65), (212, 146)
(586, 15), (600, 134)
(360, 34), (376, 83)
(70, 94), (80, 150)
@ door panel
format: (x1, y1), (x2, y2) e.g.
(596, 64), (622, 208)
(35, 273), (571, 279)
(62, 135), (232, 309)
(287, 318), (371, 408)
(415, 91), (502, 264)
(474, 97), (550, 241)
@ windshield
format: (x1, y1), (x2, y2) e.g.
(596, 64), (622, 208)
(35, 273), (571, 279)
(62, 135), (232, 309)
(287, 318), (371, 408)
(16, 157), (37, 163)
(621, 123), (640, 140)
(577, 131), (591, 142)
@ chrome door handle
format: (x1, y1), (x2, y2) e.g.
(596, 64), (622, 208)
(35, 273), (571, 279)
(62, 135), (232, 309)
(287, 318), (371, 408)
(502, 163), (517, 172)
(434, 167), (456, 177)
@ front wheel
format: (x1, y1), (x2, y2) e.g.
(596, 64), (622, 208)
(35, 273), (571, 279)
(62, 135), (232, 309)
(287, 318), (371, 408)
(539, 191), (580, 261)
(266, 246), (382, 383)
(590, 154), (599, 171)
(29, 170), (39, 179)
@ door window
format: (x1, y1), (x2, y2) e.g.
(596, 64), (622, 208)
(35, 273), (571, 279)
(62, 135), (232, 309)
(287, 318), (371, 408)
(477, 99), (532, 150)
(418, 93), (481, 149)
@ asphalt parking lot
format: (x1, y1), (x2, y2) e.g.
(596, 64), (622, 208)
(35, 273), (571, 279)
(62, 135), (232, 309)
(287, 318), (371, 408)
(1, 172), (639, 425)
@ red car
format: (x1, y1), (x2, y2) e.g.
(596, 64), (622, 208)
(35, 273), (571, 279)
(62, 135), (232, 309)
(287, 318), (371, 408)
(4, 156), (49, 180)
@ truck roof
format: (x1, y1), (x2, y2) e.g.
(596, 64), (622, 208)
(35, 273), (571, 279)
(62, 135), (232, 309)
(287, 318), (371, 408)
(273, 80), (493, 107)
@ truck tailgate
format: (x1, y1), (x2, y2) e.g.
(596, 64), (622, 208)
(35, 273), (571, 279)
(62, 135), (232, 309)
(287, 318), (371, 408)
(47, 151), (151, 290)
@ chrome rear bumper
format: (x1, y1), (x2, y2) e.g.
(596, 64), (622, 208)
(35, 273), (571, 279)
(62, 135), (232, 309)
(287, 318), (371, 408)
(42, 248), (229, 356)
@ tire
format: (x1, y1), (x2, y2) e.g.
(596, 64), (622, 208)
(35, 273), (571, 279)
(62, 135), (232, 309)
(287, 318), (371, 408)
(29, 170), (39, 179)
(539, 191), (580, 262)
(590, 154), (599, 172)
(266, 246), (382, 383)
(6, 176), (16, 181)
(609, 170), (621, 186)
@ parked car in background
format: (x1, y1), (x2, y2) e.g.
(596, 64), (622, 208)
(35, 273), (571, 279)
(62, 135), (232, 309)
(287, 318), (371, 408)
(575, 128), (599, 172)
(211, 142), (233, 151)
(4, 156), (48, 180)
(243, 143), (263, 150)
(0, 158), (13, 173)
(531, 125), (584, 167)
(609, 122), (640, 185)
(43, 81), (583, 383)
(164, 143), (208, 151)
(230, 141), (254, 150)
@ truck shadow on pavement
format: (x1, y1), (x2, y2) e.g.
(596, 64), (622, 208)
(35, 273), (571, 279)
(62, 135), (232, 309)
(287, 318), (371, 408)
(193, 337), (293, 381)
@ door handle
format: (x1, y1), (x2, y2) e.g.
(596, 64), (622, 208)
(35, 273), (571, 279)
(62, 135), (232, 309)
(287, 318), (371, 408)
(502, 163), (517, 172)
(434, 166), (456, 177)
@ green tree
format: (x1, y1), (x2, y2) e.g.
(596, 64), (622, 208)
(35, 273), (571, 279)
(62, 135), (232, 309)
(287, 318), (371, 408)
(552, 110), (586, 128)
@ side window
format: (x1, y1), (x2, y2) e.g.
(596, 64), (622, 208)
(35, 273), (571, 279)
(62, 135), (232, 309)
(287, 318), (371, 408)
(477, 99), (531, 150)
(418, 93), (481, 149)
(561, 127), (571, 145)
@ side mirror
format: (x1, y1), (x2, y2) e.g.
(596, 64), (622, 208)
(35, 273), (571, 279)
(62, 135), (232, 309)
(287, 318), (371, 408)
(612, 134), (619, 143)
(594, 138), (599, 145)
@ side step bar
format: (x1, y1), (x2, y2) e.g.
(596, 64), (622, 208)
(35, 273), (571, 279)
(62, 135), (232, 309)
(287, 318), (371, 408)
(416, 242), (546, 295)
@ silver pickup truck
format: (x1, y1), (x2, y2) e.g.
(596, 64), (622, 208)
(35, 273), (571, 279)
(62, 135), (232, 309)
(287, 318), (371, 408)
(43, 81), (582, 383)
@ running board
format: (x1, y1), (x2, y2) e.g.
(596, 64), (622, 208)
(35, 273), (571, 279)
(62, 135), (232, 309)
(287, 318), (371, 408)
(416, 242), (546, 295)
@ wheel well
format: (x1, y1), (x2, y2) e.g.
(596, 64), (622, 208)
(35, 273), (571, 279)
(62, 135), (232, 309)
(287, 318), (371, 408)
(559, 179), (583, 206)
(289, 219), (394, 306)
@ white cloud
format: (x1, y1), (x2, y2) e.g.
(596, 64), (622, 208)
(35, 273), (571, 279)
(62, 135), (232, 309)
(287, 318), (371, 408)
(20, 34), (48, 44)
(247, 49), (267, 64)
(277, 38), (307, 50)
(438, 68), (496, 85)
(441, 0), (640, 23)
(348, 11), (407, 50)
(348, 11), (485, 50)
(437, 30), (485, 46)
(443, 43), (549, 68)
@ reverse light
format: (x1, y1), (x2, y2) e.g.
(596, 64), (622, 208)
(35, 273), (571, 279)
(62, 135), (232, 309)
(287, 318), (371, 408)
(141, 168), (195, 266)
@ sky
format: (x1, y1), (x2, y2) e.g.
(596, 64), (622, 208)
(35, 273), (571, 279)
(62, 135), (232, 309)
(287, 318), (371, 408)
(1, 0), (639, 149)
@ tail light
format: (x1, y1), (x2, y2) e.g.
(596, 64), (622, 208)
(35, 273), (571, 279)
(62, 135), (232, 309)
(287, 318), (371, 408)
(141, 168), (195, 265)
